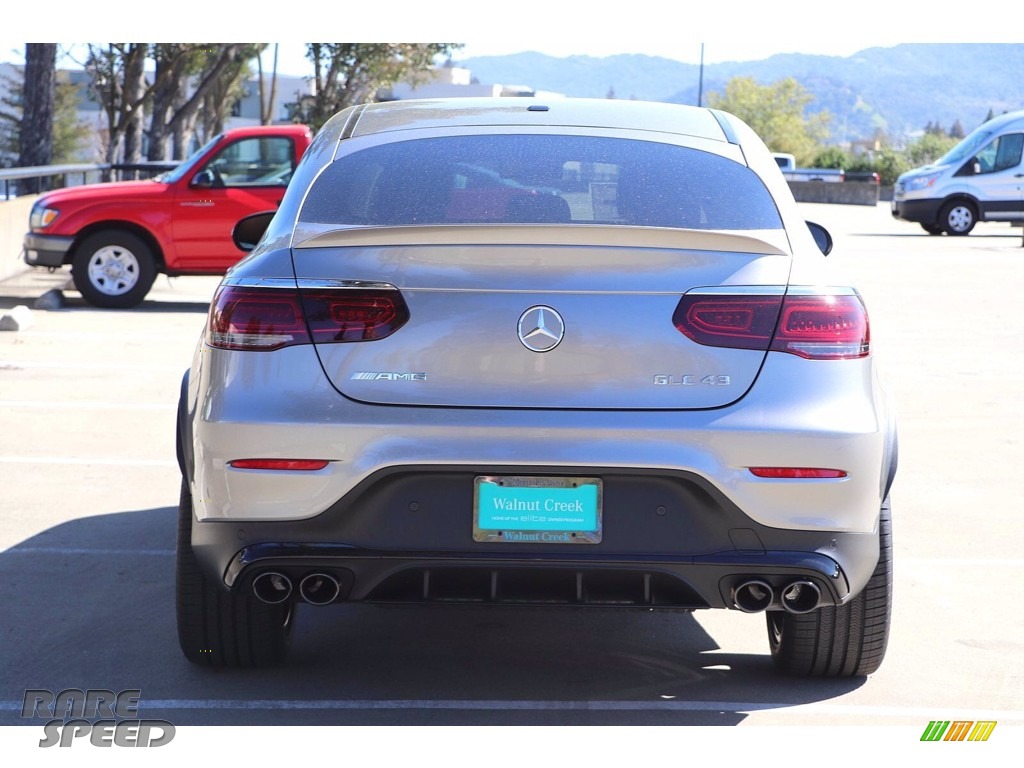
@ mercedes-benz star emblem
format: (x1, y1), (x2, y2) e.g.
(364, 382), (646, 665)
(517, 306), (565, 352)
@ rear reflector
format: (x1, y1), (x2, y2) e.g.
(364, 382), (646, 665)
(229, 459), (330, 471)
(674, 291), (869, 360)
(748, 467), (848, 479)
(208, 285), (409, 350)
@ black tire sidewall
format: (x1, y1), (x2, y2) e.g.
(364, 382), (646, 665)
(175, 477), (292, 667)
(767, 497), (892, 677)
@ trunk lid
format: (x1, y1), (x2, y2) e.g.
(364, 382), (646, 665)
(293, 225), (791, 410)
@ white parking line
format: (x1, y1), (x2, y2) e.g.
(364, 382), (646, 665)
(0, 456), (177, 467)
(1, 698), (1016, 720)
(0, 400), (173, 410)
(0, 360), (184, 372)
(13, 331), (199, 341)
(6, 547), (174, 556)
(899, 557), (1024, 567)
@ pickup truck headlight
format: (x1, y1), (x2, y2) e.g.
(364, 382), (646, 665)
(29, 203), (60, 230)
(905, 172), (942, 192)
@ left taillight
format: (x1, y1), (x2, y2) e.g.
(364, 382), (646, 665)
(207, 284), (409, 351)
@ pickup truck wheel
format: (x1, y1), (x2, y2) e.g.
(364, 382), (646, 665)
(940, 200), (977, 235)
(176, 477), (292, 667)
(71, 230), (157, 308)
(766, 496), (892, 677)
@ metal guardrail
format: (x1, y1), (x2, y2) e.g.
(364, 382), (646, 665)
(0, 161), (179, 199)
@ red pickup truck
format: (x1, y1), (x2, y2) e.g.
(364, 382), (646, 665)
(23, 123), (313, 308)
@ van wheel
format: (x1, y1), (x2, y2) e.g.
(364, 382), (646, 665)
(71, 230), (158, 308)
(940, 200), (976, 235)
(920, 223), (943, 235)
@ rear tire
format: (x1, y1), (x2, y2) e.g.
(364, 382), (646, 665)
(71, 230), (157, 308)
(766, 497), (892, 677)
(176, 477), (292, 667)
(920, 223), (943, 235)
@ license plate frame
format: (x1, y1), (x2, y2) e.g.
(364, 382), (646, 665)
(473, 475), (603, 544)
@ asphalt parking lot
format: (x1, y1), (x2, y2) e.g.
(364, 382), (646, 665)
(0, 203), (1022, 751)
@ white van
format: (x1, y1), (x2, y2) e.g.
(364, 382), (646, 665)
(891, 110), (1024, 235)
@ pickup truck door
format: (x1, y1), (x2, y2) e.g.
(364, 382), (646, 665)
(171, 135), (295, 271)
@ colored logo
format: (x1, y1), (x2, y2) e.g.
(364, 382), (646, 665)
(920, 720), (997, 742)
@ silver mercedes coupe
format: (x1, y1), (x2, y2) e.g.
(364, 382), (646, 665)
(175, 97), (897, 676)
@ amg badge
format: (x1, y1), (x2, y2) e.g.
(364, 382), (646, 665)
(351, 371), (427, 381)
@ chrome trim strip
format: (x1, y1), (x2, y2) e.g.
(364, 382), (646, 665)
(221, 277), (398, 291)
(783, 286), (859, 297)
(296, 279), (399, 291)
(685, 285), (787, 296)
(685, 285), (858, 297)
(221, 277), (297, 289)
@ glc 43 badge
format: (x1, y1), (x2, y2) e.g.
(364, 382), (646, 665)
(654, 374), (731, 386)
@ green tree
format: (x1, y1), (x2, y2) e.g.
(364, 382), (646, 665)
(84, 43), (264, 166)
(906, 132), (957, 166)
(147, 43), (254, 160)
(849, 146), (908, 187)
(52, 71), (88, 163)
(85, 43), (150, 168)
(291, 43), (462, 131)
(812, 147), (849, 169)
(706, 76), (830, 164)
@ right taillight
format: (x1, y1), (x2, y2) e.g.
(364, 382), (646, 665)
(770, 293), (869, 359)
(207, 283), (409, 351)
(674, 290), (869, 360)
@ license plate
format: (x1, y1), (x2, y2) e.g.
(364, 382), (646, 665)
(473, 476), (602, 544)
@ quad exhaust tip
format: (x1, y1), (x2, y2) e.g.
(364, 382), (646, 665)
(252, 571), (293, 604)
(299, 572), (341, 606)
(780, 580), (821, 614)
(732, 579), (774, 613)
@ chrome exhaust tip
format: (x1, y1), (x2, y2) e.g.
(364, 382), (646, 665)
(299, 572), (341, 606)
(252, 571), (293, 604)
(780, 580), (821, 614)
(732, 579), (774, 613)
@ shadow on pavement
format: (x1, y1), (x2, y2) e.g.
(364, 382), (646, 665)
(0, 507), (866, 726)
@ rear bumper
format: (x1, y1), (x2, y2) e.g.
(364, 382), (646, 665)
(23, 232), (73, 267)
(191, 465), (881, 610)
(184, 343), (895, 610)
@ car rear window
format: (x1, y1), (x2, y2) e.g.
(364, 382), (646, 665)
(299, 134), (782, 231)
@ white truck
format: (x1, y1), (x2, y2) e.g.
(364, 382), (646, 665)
(773, 153), (845, 182)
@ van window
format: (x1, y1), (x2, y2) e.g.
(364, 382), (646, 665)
(976, 133), (1024, 174)
(299, 134), (783, 231)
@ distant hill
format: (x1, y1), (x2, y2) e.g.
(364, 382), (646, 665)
(457, 44), (1024, 144)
